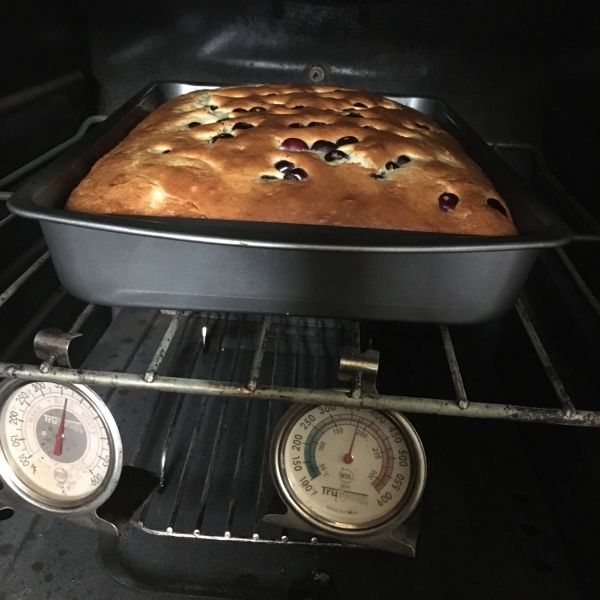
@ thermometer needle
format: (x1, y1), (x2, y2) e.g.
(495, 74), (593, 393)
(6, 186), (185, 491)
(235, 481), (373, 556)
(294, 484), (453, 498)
(343, 422), (360, 464)
(53, 399), (68, 457)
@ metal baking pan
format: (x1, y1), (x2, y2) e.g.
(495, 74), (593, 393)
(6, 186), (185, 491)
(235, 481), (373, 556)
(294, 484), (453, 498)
(8, 82), (572, 324)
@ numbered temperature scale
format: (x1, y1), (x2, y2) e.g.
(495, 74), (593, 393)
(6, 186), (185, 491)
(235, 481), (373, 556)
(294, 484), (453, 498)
(266, 404), (426, 555)
(0, 379), (122, 529)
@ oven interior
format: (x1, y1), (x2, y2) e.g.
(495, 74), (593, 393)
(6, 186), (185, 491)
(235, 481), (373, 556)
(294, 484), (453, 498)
(1, 1), (600, 598)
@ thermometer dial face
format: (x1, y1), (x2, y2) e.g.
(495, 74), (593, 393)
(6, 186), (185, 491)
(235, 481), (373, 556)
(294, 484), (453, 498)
(274, 405), (425, 531)
(0, 381), (121, 509)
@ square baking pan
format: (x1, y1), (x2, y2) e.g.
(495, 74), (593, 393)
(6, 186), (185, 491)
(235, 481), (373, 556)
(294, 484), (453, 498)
(8, 82), (572, 324)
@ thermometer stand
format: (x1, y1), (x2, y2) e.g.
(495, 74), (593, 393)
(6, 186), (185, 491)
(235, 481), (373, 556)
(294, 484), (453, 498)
(0, 463), (158, 535)
(264, 497), (421, 556)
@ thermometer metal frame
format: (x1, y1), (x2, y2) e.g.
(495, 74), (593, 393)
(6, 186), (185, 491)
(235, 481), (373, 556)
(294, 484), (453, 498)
(0, 379), (123, 516)
(268, 404), (426, 543)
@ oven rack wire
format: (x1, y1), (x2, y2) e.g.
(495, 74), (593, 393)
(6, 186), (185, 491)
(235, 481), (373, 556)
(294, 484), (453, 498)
(0, 296), (597, 426)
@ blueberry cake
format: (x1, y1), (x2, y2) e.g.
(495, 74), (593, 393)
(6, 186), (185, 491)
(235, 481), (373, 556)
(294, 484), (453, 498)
(65, 84), (517, 236)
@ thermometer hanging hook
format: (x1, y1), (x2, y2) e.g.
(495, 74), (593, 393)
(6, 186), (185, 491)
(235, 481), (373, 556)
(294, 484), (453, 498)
(34, 328), (82, 370)
(338, 347), (380, 396)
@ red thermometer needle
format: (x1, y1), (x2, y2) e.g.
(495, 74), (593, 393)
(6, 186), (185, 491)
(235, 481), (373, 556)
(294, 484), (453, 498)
(53, 399), (68, 457)
(343, 422), (360, 464)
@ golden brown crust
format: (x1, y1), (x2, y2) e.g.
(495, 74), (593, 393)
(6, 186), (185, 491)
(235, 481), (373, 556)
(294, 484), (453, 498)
(65, 84), (517, 236)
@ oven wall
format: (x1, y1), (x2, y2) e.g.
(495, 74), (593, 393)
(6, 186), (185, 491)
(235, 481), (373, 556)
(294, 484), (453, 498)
(86, 0), (587, 147)
(541, 2), (600, 220)
(0, 0), (92, 180)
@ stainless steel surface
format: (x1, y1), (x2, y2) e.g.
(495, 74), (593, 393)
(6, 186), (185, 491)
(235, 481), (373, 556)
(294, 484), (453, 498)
(338, 346), (380, 395)
(38, 303), (96, 372)
(34, 329), (82, 368)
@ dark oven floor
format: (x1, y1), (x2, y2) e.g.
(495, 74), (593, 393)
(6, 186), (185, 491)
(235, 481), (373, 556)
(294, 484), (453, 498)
(0, 305), (597, 600)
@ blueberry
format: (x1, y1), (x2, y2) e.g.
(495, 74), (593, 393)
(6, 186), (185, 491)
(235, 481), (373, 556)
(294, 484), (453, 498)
(336, 136), (358, 147)
(232, 122), (254, 130)
(324, 150), (348, 162)
(308, 121), (326, 127)
(311, 140), (337, 153)
(209, 105), (218, 110)
(275, 160), (294, 172)
(487, 198), (508, 216)
(386, 161), (398, 170)
(250, 106), (266, 112)
(232, 108), (247, 112)
(188, 122), (201, 128)
(439, 193), (459, 211)
(284, 168), (309, 180)
(353, 102), (367, 108)
(289, 123), (305, 128)
(280, 138), (309, 151)
(397, 155), (411, 166)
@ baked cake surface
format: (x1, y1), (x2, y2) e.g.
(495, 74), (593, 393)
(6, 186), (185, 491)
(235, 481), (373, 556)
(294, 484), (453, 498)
(65, 84), (517, 236)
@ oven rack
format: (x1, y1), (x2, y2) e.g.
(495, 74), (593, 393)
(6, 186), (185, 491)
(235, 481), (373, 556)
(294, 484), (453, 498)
(65, 307), (588, 547)
(0, 295), (598, 426)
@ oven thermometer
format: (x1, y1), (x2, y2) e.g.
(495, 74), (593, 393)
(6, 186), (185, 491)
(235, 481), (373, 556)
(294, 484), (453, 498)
(0, 379), (122, 512)
(265, 404), (426, 555)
